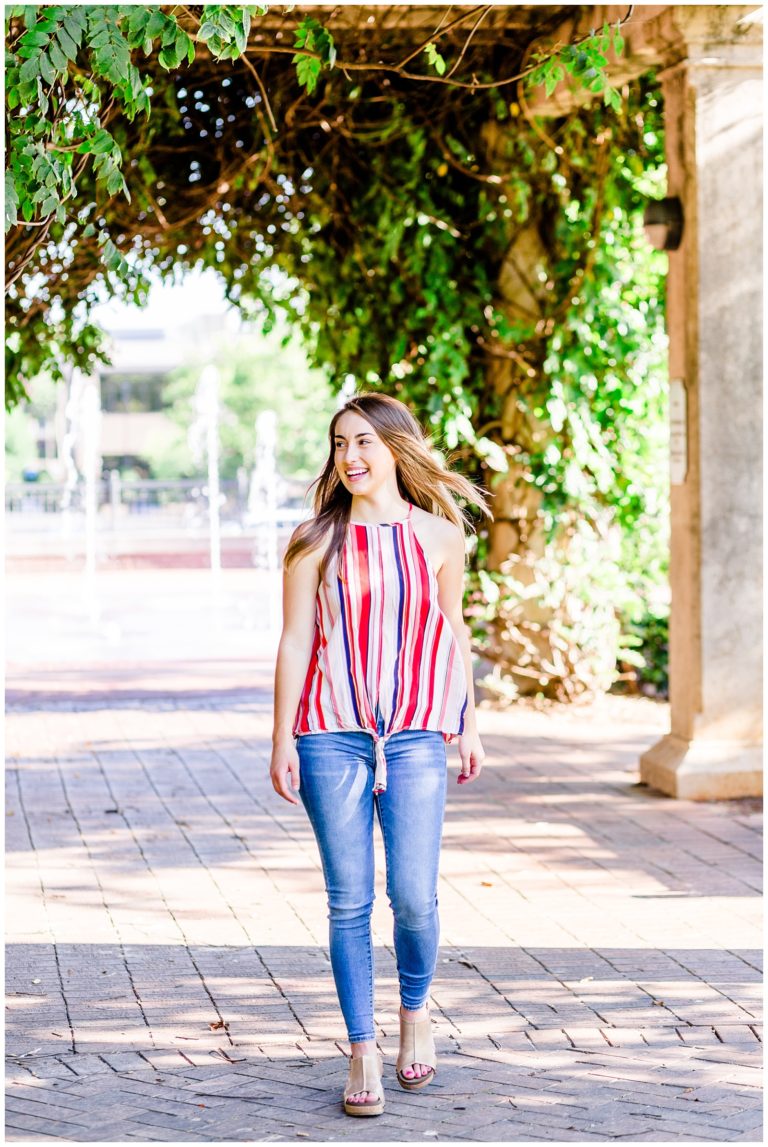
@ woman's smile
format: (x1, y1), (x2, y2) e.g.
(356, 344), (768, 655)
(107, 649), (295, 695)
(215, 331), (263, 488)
(346, 467), (369, 484)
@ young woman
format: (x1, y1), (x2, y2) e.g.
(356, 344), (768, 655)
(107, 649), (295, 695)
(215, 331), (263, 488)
(270, 392), (491, 1117)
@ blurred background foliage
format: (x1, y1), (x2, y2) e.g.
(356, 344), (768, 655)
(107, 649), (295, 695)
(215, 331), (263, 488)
(151, 322), (339, 482)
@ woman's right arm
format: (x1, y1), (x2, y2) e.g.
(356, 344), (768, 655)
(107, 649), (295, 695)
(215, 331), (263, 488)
(270, 536), (322, 804)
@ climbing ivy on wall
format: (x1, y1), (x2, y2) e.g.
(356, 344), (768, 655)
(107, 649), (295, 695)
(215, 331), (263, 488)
(247, 78), (668, 699)
(5, 5), (668, 698)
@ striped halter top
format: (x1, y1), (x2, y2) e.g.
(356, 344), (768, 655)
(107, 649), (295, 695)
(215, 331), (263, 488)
(293, 503), (467, 794)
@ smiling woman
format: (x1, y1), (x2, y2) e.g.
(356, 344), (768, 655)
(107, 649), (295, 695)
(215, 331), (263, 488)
(269, 391), (491, 1115)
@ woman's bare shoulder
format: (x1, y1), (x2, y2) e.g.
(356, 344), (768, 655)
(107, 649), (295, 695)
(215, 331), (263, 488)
(412, 505), (465, 544)
(410, 506), (466, 571)
(286, 518), (333, 572)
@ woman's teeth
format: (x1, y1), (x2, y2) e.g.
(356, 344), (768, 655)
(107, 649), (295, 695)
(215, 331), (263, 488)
(347, 469), (368, 482)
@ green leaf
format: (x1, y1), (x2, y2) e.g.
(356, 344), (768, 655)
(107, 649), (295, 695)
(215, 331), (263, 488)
(293, 17), (314, 49)
(157, 46), (177, 70)
(47, 37), (68, 72)
(125, 6), (152, 44)
(424, 42), (446, 76)
(18, 55), (39, 83)
(95, 130), (117, 154)
(145, 10), (166, 39)
(102, 237), (119, 268)
(293, 16), (335, 72)
(87, 9), (131, 86)
(584, 48), (608, 68)
(69, 8), (88, 34)
(294, 53), (321, 94)
(38, 50), (56, 84)
(160, 18), (179, 48)
(212, 8), (237, 36)
(544, 63), (565, 97)
(18, 28), (50, 50)
(123, 62), (140, 101)
(62, 13), (86, 51)
(106, 166), (124, 196)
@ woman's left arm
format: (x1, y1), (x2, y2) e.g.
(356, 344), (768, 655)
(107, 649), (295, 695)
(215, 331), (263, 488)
(436, 524), (486, 786)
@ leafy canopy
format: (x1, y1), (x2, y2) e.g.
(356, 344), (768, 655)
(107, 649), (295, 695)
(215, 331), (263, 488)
(5, 5), (667, 695)
(5, 3), (628, 407)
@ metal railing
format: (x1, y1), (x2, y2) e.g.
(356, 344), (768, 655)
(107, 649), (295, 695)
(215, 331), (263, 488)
(5, 477), (307, 531)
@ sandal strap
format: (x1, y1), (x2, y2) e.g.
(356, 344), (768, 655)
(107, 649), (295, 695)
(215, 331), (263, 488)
(344, 1052), (384, 1101)
(396, 1011), (436, 1073)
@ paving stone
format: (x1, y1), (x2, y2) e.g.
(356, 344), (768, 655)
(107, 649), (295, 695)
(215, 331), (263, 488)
(5, 658), (762, 1141)
(4, 1111), (96, 1136)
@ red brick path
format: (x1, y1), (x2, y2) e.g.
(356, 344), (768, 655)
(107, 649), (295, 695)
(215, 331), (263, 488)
(5, 665), (761, 1142)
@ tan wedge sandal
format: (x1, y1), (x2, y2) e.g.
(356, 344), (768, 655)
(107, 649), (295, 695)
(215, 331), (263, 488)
(343, 1051), (385, 1117)
(396, 1006), (437, 1091)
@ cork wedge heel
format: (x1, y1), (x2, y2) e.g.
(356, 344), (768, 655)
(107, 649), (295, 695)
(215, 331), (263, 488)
(396, 1006), (437, 1091)
(343, 1051), (385, 1117)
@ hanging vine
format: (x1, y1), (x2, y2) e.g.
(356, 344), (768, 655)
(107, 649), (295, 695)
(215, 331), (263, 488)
(5, 4), (667, 699)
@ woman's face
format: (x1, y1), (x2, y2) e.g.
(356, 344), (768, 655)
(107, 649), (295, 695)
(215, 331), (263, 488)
(333, 410), (397, 496)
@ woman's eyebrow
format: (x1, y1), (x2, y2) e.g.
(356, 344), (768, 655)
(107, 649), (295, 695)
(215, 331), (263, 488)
(334, 432), (372, 441)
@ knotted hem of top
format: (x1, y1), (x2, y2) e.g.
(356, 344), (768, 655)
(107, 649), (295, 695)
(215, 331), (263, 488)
(293, 725), (460, 797)
(372, 734), (388, 795)
(291, 726), (390, 794)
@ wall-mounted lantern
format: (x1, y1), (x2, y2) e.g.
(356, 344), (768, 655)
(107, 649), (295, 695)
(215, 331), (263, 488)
(643, 196), (684, 251)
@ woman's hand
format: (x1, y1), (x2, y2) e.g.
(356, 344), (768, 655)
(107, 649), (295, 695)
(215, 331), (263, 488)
(457, 728), (485, 785)
(270, 737), (301, 804)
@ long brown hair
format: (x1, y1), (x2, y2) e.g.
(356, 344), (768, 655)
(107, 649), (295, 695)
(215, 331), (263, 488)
(284, 392), (492, 579)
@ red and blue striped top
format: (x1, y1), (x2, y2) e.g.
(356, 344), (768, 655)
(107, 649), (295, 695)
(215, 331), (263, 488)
(293, 503), (467, 793)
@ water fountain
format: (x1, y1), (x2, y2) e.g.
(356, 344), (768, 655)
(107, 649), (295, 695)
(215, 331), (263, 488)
(194, 364), (222, 576)
(80, 378), (101, 591)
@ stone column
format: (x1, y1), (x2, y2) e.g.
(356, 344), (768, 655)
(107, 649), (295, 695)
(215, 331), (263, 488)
(637, 6), (763, 798)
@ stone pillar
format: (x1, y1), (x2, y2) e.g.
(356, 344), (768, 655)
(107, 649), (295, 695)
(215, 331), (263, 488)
(637, 6), (763, 798)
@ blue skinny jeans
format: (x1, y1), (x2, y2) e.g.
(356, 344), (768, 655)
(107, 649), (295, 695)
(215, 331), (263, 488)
(296, 724), (447, 1043)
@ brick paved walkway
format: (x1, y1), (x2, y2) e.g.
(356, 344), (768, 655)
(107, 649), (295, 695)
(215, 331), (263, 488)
(6, 657), (762, 1142)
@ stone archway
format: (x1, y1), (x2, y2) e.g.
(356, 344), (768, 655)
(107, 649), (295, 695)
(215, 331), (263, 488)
(532, 4), (763, 798)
